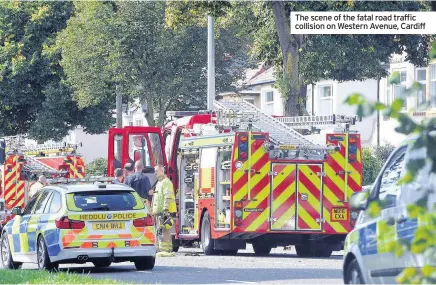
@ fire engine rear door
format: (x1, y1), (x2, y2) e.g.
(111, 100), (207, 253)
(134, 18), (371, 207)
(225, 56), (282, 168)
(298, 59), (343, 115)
(270, 163), (297, 231)
(296, 164), (323, 231)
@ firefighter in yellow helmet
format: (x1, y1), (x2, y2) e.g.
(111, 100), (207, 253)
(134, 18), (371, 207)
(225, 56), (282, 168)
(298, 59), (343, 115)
(152, 164), (177, 257)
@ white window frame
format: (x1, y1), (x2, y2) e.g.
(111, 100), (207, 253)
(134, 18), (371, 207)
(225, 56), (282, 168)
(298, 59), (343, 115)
(416, 68), (427, 108)
(135, 119), (143, 126)
(392, 68), (408, 110)
(430, 64), (436, 107)
(128, 121), (133, 126)
(264, 91), (274, 104)
(318, 85), (333, 116)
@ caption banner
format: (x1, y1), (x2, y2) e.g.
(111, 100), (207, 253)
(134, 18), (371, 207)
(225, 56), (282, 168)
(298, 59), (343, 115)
(290, 12), (436, 34)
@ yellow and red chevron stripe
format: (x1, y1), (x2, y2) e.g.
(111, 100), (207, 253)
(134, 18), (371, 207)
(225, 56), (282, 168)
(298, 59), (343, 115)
(297, 165), (322, 231)
(232, 133), (270, 232)
(67, 156), (85, 179)
(270, 164), (296, 230)
(4, 155), (25, 210)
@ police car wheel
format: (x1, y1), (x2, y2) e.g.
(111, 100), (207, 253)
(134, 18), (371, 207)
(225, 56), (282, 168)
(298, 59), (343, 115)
(0, 233), (22, 269)
(37, 236), (57, 271)
(201, 212), (216, 256)
(134, 256), (155, 270)
(93, 260), (112, 268)
(345, 259), (364, 284)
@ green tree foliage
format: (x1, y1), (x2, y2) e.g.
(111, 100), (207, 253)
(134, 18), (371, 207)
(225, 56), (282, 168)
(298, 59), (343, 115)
(59, 1), (251, 127)
(362, 148), (381, 186)
(0, 1), (114, 141)
(85, 157), (108, 177)
(166, 1), (432, 116)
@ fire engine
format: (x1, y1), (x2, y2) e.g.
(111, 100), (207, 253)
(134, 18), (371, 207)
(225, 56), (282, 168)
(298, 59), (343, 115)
(163, 100), (363, 257)
(0, 136), (85, 227)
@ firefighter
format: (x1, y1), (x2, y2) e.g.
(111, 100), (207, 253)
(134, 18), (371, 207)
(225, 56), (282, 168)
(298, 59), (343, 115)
(29, 175), (47, 198)
(152, 164), (177, 257)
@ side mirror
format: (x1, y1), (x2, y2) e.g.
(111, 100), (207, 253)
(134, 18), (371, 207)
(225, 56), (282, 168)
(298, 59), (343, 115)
(11, 206), (22, 216)
(350, 191), (369, 211)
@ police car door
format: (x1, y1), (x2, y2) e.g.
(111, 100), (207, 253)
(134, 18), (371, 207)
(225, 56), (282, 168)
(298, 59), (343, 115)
(362, 147), (406, 284)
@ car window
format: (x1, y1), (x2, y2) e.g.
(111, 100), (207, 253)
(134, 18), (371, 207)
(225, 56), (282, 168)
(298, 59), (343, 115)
(48, 192), (62, 214)
(22, 193), (41, 215)
(68, 191), (142, 211)
(34, 190), (52, 214)
(373, 148), (406, 209)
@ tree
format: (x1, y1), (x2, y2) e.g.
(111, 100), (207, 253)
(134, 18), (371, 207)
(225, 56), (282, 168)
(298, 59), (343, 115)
(86, 157), (108, 176)
(59, 1), (251, 127)
(0, 1), (115, 141)
(166, 1), (432, 116)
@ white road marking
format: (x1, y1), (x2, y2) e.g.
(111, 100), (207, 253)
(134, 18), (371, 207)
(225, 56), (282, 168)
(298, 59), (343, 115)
(226, 280), (257, 284)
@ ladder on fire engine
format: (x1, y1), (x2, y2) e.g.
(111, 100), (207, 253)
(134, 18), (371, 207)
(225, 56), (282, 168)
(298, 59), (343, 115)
(213, 100), (315, 146)
(22, 156), (68, 176)
(275, 114), (358, 128)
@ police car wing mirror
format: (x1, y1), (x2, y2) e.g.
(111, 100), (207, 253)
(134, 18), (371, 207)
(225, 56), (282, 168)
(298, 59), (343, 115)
(350, 191), (369, 211)
(11, 206), (23, 216)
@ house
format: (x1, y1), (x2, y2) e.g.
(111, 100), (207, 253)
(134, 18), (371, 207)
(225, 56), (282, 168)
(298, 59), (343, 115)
(219, 57), (436, 147)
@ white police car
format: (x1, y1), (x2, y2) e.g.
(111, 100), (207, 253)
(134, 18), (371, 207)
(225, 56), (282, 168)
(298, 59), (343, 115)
(1, 182), (156, 271)
(343, 137), (436, 284)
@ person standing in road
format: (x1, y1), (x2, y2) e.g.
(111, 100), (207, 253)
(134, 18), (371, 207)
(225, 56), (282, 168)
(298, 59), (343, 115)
(29, 175), (47, 198)
(152, 164), (177, 257)
(113, 168), (124, 184)
(124, 163), (134, 179)
(125, 161), (152, 204)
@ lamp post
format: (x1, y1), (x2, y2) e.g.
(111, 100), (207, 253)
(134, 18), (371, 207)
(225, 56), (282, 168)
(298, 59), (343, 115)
(207, 14), (215, 111)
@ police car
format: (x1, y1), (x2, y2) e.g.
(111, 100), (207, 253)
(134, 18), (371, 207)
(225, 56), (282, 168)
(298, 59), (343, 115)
(343, 137), (436, 284)
(0, 182), (156, 271)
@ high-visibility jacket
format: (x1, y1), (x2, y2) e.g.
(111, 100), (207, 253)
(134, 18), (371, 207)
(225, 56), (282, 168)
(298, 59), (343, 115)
(152, 176), (177, 214)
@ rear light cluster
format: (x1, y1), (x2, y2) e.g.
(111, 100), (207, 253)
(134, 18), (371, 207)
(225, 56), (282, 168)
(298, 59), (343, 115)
(133, 215), (154, 227)
(348, 135), (358, 163)
(55, 216), (85, 229)
(234, 201), (243, 226)
(238, 134), (248, 161)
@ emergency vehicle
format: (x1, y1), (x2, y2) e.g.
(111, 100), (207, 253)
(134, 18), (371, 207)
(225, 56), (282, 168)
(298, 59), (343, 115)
(163, 100), (363, 256)
(0, 136), (85, 227)
(0, 178), (155, 271)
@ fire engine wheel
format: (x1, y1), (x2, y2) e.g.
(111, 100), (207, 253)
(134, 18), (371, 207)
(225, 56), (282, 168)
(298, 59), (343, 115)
(201, 212), (217, 255)
(295, 244), (312, 257)
(1, 233), (22, 270)
(252, 241), (272, 256)
(221, 250), (238, 256)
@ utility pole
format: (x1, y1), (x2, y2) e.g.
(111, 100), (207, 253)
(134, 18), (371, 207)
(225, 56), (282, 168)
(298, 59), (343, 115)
(207, 14), (215, 111)
(376, 77), (380, 147)
(116, 85), (123, 128)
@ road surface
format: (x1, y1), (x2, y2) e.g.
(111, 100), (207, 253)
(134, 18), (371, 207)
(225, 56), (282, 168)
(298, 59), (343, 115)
(19, 246), (344, 284)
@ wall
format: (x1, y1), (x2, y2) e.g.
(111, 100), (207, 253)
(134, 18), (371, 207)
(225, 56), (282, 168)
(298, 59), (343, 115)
(67, 128), (108, 163)
(259, 84), (284, 116)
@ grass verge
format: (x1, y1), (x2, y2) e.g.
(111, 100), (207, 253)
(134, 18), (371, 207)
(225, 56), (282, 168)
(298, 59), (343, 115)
(0, 269), (125, 284)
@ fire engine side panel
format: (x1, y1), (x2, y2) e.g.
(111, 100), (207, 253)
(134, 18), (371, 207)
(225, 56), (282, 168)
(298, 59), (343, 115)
(270, 164), (297, 231)
(297, 164), (323, 231)
(4, 154), (25, 210)
(232, 132), (270, 233)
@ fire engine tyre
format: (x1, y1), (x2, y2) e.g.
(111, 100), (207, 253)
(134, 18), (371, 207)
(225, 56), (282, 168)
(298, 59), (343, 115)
(295, 244), (312, 257)
(221, 250), (238, 256)
(1, 233), (22, 270)
(201, 212), (216, 255)
(93, 260), (112, 268)
(37, 236), (58, 271)
(344, 259), (364, 284)
(317, 248), (332, 258)
(252, 241), (272, 256)
(134, 256), (155, 270)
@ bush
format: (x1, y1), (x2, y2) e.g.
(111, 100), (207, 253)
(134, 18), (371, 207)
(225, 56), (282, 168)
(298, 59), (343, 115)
(373, 143), (396, 165)
(86, 158), (108, 176)
(362, 144), (396, 186)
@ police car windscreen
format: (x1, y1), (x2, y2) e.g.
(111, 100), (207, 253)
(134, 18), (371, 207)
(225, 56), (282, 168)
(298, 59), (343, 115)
(70, 191), (141, 212)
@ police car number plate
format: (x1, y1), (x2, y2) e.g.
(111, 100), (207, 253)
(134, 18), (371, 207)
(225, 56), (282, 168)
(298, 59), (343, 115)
(331, 207), (347, 221)
(92, 222), (125, 230)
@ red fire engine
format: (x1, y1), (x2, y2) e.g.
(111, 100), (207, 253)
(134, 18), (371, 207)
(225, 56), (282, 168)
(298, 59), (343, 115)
(162, 100), (363, 257)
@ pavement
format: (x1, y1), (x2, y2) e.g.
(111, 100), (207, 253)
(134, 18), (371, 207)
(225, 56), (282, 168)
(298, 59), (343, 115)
(20, 245), (344, 284)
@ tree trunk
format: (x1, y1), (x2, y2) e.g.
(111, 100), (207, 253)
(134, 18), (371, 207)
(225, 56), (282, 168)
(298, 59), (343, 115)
(272, 1), (305, 116)
(144, 97), (155, 127)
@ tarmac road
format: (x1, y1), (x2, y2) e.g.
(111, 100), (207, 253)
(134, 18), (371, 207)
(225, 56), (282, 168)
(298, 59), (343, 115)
(21, 245), (344, 284)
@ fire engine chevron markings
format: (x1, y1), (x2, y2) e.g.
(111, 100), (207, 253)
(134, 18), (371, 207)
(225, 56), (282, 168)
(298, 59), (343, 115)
(233, 159), (269, 202)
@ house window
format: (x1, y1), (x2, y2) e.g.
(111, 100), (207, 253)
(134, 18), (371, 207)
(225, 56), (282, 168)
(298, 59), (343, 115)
(392, 69), (407, 110)
(416, 68), (426, 109)
(135, 119), (143, 126)
(128, 121), (133, 126)
(318, 85), (333, 116)
(430, 65), (436, 107)
(264, 91), (274, 103)
(386, 75), (391, 105)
